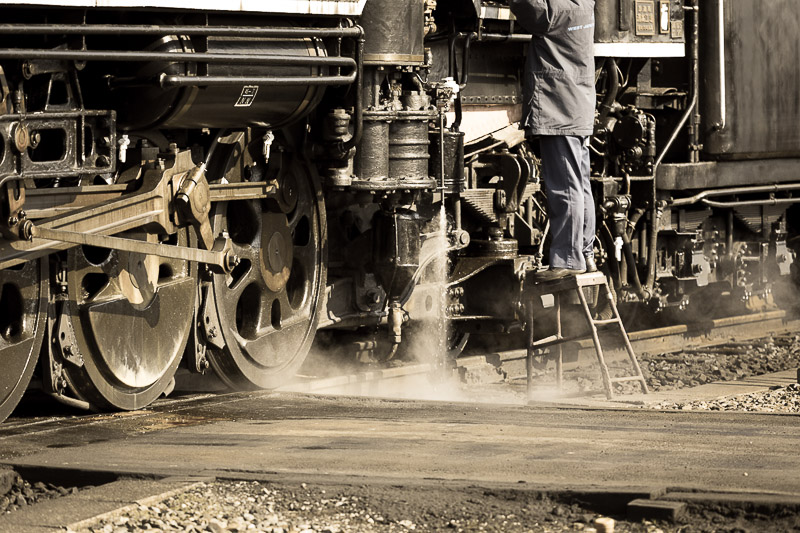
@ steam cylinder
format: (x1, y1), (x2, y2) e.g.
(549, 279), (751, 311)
(389, 120), (429, 180)
(360, 0), (425, 66)
(357, 119), (390, 180)
(113, 35), (327, 130)
(372, 209), (421, 299)
(430, 129), (466, 192)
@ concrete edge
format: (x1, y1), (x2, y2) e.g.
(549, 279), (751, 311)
(64, 479), (209, 532)
(661, 490), (800, 509)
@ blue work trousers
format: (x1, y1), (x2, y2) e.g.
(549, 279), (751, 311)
(539, 135), (595, 270)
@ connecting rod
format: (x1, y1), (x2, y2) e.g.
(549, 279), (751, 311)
(0, 151), (275, 270)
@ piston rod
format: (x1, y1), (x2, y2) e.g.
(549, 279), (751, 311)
(24, 223), (238, 273)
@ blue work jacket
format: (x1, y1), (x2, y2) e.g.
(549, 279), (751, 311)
(509, 0), (596, 136)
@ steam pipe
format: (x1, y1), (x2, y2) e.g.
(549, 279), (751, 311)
(716, 0), (727, 131)
(0, 23), (364, 38)
(468, 33), (532, 43)
(160, 73), (357, 88)
(338, 34), (365, 155)
(452, 33), (473, 130)
(670, 183), (800, 207)
(0, 48), (356, 67)
(702, 197), (800, 208)
(645, 0), (700, 295)
(428, 30), (533, 44)
(688, 0), (701, 163)
(458, 33), (473, 89)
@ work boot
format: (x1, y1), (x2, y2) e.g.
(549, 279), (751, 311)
(584, 254), (597, 273)
(532, 267), (584, 282)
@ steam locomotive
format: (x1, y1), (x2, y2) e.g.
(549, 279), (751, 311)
(1, 0), (798, 422)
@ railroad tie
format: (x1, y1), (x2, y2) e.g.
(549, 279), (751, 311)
(524, 271), (649, 401)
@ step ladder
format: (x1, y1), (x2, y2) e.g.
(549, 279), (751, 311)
(524, 271), (649, 401)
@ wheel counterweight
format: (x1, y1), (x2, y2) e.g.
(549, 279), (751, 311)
(59, 231), (196, 410)
(0, 261), (47, 423)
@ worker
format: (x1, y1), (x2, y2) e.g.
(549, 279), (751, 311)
(509, 0), (597, 281)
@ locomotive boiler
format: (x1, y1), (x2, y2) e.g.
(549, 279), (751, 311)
(1, 0), (798, 422)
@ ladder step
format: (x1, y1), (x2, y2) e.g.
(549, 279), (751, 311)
(610, 376), (647, 383)
(591, 318), (621, 326)
(530, 333), (588, 349)
(526, 279), (649, 401)
(530, 334), (560, 348)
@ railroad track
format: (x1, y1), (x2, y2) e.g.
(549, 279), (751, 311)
(3, 310), (798, 427)
(280, 309), (800, 395)
(492, 309), (800, 379)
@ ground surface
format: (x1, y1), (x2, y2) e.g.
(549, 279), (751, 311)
(2, 387), (800, 532)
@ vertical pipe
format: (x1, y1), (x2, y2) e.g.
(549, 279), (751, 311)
(439, 112), (446, 192)
(340, 34), (364, 153)
(717, 0), (727, 131)
(688, 0), (701, 163)
(726, 209), (734, 256)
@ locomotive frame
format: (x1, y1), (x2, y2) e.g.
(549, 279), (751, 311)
(1, 0), (799, 421)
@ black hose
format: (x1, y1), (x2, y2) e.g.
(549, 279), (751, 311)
(644, 205), (663, 293)
(601, 223), (622, 290)
(597, 58), (619, 125)
(622, 232), (646, 299)
(626, 208), (645, 239)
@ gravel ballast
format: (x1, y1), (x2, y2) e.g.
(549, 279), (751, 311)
(652, 383), (800, 412)
(640, 335), (800, 393)
(73, 480), (800, 533)
(75, 481), (615, 533)
(0, 470), (81, 514)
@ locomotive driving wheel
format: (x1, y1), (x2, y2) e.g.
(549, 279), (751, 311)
(0, 261), (47, 422)
(60, 231), (196, 410)
(206, 156), (326, 389)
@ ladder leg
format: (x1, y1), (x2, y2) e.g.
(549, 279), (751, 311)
(526, 301), (535, 402)
(556, 292), (563, 391)
(556, 345), (563, 391)
(576, 287), (614, 399)
(603, 282), (649, 394)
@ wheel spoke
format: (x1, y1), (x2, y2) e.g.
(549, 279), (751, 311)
(288, 198), (313, 232)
